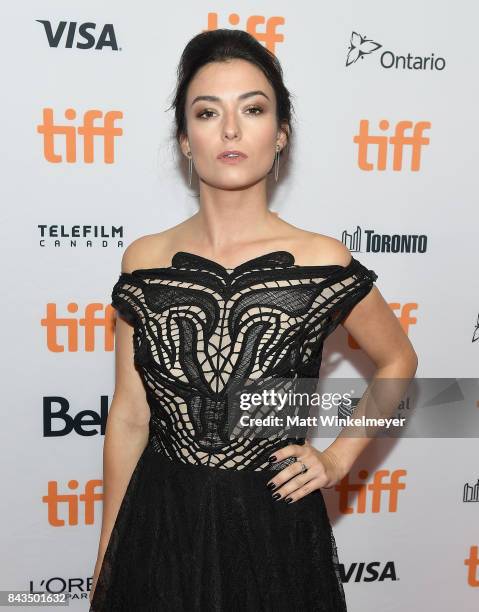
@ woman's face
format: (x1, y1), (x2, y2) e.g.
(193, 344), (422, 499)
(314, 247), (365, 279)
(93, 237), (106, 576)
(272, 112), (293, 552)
(181, 58), (287, 190)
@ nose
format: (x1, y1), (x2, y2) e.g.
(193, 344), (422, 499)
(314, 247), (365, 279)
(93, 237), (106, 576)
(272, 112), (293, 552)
(222, 109), (240, 140)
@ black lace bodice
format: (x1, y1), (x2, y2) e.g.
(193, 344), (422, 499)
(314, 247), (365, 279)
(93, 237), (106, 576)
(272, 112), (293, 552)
(110, 250), (378, 472)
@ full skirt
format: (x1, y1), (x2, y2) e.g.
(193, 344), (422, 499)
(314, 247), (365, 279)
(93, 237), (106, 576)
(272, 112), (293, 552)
(90, 444), (347, 612)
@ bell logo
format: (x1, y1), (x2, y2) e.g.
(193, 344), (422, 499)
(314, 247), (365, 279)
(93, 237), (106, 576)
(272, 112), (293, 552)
(43, 396), (109, 437)
(41, 303), (115, 352)
(353, 120), (431, 171)
(42, 479), (103, 526)
(465, 545), (479, 586)
(335, 469), (407, 513)
(205, 13), (284, 54)
(36, 108), (123, 164)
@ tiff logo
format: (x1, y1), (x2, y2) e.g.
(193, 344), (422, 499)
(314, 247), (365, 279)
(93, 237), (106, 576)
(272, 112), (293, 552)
(42, 480), (103, 526)
(335, 469), (407, 513)
(36, 108), (123, 163)
(205, 13), (284, 54)
(353, 119), (431, 171)
(465, 546), (479, 587)
(41, 303), (116, 352)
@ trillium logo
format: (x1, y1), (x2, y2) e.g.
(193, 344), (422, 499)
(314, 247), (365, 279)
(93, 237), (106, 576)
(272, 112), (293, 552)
(346, 31), (446, 70)
(346, 32), (382, 66)
(473, 314), (479, 343)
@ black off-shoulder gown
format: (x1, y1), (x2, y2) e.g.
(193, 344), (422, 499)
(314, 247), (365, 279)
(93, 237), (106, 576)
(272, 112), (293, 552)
(90, 250), (378, 612)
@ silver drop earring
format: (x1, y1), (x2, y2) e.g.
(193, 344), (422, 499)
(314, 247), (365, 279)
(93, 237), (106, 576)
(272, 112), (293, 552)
(187, 152), (193, 187)
(274, 144), (280, 182)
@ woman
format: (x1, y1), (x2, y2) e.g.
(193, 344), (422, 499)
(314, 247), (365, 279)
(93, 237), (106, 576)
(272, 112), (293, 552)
(90, 29), (417, 611)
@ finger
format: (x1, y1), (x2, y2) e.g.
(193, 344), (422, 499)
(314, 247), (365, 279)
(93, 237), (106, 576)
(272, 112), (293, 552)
(267, 454), (329, 495)
(268, 443), (303, 464)
(266, 457), (308, 491)
(271, 473), (319, 503)
(283, 477), (322, 504)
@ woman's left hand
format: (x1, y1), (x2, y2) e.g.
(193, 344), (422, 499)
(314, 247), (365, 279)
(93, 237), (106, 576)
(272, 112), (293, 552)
(265, 441), (348, 503)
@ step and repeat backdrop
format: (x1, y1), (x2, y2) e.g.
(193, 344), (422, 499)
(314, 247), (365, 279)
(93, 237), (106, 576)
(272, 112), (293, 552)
(2, 1), (478, 611)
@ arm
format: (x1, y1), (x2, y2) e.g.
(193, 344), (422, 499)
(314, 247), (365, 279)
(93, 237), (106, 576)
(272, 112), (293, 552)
(264, 239), (418, 502)
(91, 246), (152, 596)
(94, 313), (150, 561)
(323, 280), (418, 475)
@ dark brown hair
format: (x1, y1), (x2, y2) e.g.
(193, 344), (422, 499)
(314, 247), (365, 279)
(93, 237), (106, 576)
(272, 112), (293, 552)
(167, 28), (295, 163)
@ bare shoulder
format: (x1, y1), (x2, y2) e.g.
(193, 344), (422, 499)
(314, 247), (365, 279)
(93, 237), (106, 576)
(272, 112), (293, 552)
(294, 230), (352, 267)
(120, 229), (177, 273)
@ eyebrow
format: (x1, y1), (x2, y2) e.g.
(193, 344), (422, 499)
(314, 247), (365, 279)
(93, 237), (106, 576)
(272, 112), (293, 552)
(190, 90), (270, 106)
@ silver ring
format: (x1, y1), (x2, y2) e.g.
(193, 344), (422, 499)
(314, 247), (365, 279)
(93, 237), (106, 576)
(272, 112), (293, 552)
(299, 460), (308, 474)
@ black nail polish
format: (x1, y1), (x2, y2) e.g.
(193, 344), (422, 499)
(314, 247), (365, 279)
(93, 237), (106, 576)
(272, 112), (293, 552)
(272, 492), (281, 500)
(268, 455), (277, 462)
(285, 497), (293, 504)
(266, 482), (277, 490)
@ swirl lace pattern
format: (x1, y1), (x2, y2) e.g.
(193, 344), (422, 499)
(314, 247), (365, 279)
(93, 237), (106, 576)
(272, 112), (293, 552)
(110, 250), (378, 472)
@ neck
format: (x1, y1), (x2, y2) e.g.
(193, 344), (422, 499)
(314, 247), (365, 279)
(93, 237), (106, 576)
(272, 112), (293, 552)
(185, 191), (283, 254)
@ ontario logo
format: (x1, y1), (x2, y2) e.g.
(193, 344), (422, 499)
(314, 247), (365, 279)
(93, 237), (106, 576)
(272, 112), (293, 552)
(346, 31), (446, 70)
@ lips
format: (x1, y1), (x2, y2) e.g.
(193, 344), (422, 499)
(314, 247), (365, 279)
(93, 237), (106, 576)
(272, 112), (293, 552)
(217, 150), (247, 159)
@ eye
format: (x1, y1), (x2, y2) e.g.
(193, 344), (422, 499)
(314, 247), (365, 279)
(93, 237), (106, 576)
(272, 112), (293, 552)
(197, 109), (216, 119)
(196, 106), (264, 119)
(245, 106), (263, 115)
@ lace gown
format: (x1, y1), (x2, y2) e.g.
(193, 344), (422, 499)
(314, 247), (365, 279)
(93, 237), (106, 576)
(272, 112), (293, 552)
(90, 250), (378, 612)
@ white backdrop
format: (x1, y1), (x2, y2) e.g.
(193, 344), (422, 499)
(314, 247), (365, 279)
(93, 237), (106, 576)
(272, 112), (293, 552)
(1, 1), (478, 610)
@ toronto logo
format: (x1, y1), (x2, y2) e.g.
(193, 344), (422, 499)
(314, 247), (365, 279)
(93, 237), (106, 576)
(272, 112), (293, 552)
(341, 226), (428, 254)
(463, 478), (479, 503)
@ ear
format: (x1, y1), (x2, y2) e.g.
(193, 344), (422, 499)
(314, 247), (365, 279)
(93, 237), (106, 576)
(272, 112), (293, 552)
(179, 133), (190, 157)
(277, 123), (289, 151)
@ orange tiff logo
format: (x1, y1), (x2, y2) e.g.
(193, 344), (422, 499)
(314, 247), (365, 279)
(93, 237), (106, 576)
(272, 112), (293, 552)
(205, 13), (284, 53)
(36, 108), (123, 163)
(465, 546), (479, 587)
(41, 303), (116, 352)
(335, 469), (407, 513)
(42, 479), (103, 526)
(353, 120), (431, 171)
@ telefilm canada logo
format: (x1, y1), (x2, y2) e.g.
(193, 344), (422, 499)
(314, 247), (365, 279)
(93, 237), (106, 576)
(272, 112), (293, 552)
(36, 20), (120, 50)
(346, 31), (446, 70)
(341, 226), (428, 254)
(38, 224), (124, 246)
